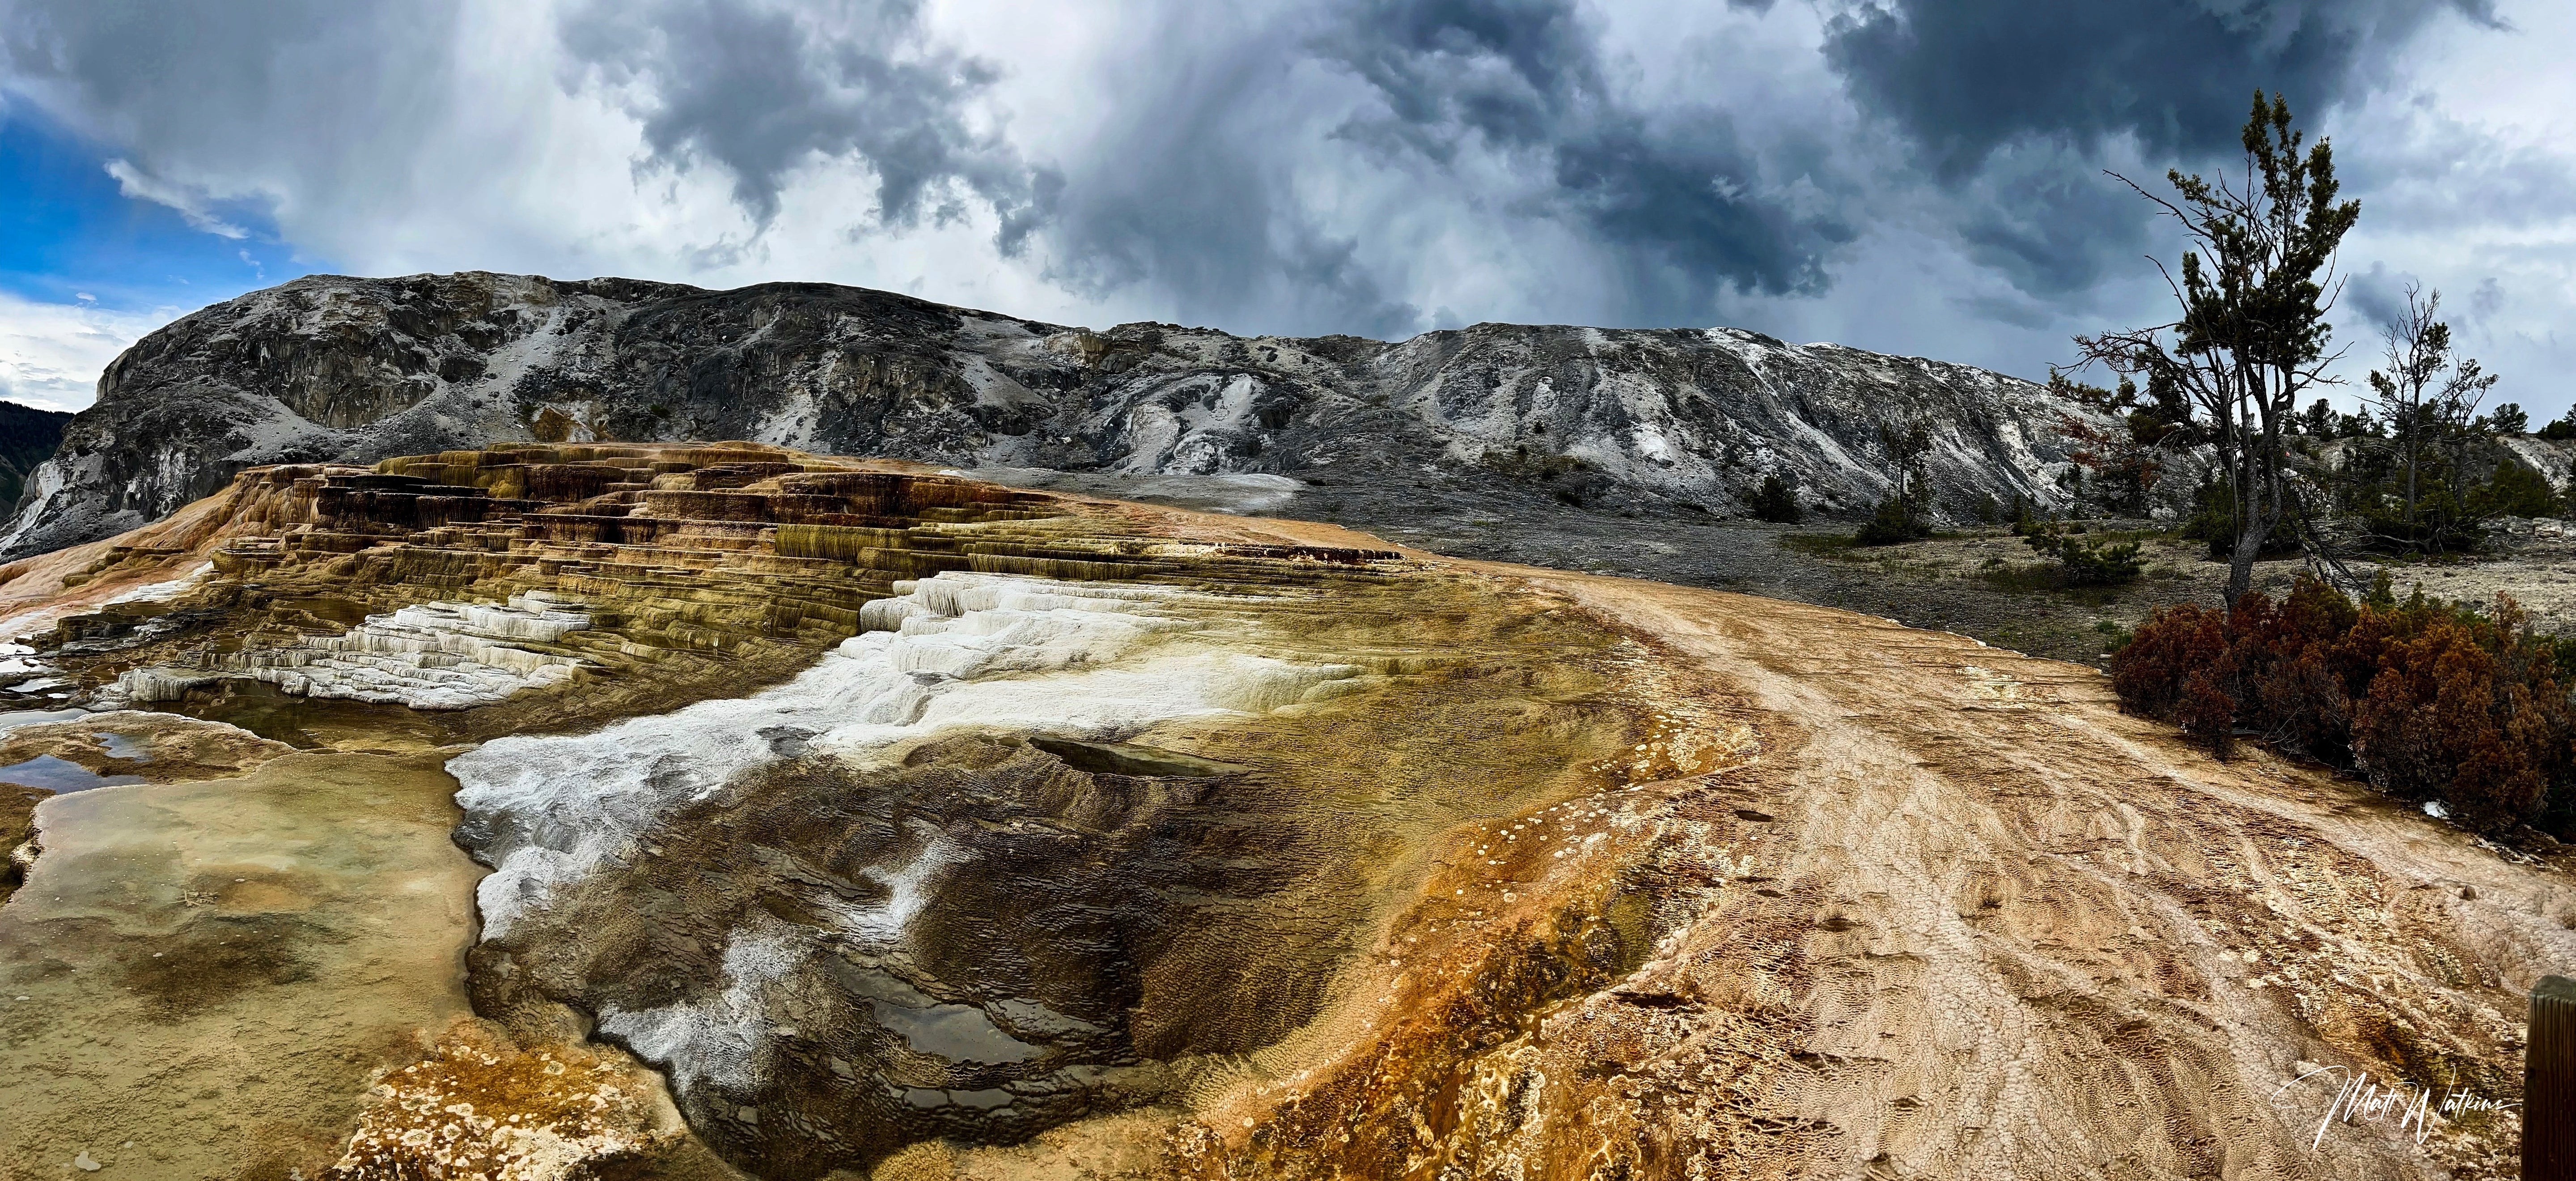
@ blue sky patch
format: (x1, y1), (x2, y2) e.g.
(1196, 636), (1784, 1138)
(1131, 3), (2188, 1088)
(0, 106), (309, 313)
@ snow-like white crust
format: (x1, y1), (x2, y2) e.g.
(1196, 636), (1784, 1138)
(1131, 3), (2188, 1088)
(451, 571), (1355, 941)
(103, 590), (594, 710)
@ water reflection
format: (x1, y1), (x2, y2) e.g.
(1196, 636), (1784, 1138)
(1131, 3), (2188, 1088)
(0, 754), (144, 793)
(0, 708), (89, 732)
(94, 732), (153, 762)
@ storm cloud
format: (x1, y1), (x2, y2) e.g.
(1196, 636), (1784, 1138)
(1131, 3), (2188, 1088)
(0, 0), (2563, 413)
(1317, 0), (1852, 306)
(557, 0), (1046, 250)
(1823, 0), (2505, 173)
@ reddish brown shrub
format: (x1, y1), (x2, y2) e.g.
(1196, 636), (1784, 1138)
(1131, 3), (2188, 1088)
(2111, 603), (2228, 721)
(2253, 644), (2351, 760)
(2179, 665), (2238, 760)
(2110, 576), (2576, 834)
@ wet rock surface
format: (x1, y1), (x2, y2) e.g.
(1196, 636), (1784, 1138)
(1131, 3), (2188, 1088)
(0, 448), (2565, 1180)
(0, 750), (484, 1178)
(2, 271), (2107, 560)
(444, 557), (1644, 1177)
(0, 711), (295, 904)
(0, 442), (1406, 742)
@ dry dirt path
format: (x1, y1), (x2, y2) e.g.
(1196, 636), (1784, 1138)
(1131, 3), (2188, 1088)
(1524, 572), (2569, 1179)
(1220, 511), (2573, 1179)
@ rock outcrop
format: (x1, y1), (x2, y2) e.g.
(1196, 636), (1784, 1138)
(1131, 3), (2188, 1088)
(0, 272), (2105, 559)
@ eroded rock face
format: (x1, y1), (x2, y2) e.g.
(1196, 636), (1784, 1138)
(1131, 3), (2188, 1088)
(2, 271), (2106, 559)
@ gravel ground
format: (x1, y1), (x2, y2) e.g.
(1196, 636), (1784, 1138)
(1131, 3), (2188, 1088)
(992, 467), (2576, 668)
(1274, 478), (2244, 667)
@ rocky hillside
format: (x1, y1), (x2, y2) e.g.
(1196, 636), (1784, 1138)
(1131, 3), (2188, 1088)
(0, 271), (2102, 559)
(0, 399), (72, 512)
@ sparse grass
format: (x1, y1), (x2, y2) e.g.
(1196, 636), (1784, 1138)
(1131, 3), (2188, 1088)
(1977, 562), (2060, 594)
(1976, 561), (2131, 606)
(1779, 532), (1860, 558)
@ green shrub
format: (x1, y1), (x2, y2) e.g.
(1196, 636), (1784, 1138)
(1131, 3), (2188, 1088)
(2022, 524), (2145, 586)
(2007, 496), (2041, 536)
(1854, 489), (1934, 545)
(2181, 472), (2301, 558)
(2354, 479), (2487, 553)
(1748, 473), (1802, 523)
(1856, 418), (1937, 545)
(2472, 460), (2559, 518)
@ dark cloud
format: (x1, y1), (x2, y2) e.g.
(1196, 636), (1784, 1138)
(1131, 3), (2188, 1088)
(1315, 0), (1850, 313)
(1024, 0), (1856, 337)
(1822, 0), (2502, 176)
(1031, 11), (1422, 339)
(2469, 276), (2504, 323)
(2338, 101), (2576, 234)
(2347, 261), (2421, 331)
(0, 0), (2551, 414)
(557, 0), (1043, 250)
(2346, 263), (2506, 341)
(1945, 144), (2149, 298)
(0, 0), (456, 206)
(1815, 0), (2501, 303)
(1320, 0), (1599, 159)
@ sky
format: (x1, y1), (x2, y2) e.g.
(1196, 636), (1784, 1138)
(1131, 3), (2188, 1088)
(0, 0), (2569, 418)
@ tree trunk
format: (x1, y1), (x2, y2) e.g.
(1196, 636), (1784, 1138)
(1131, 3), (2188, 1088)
(2405, 433), (2419, 535)
(2228, 433), (2259, 606)
(2224, 379), (2262, 608)
(2228, 518), (2259, 606)
(2228, 367), (2294, 610)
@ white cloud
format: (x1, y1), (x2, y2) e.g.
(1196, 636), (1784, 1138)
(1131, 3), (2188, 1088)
(2306, 0), (2576, 416)
(103, 158), (250, 238)
(0, 293), (177, 412)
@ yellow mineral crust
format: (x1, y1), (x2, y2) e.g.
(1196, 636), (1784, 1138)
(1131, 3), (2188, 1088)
(0, 444), (1410, 742)
(325, 1021), (687, 1180)
(0, 449), (2564, 1181)
(920, 555), (2567, 1181)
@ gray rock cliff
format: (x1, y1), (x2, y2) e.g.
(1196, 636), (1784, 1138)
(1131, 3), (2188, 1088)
(2, 271), (2101, 558)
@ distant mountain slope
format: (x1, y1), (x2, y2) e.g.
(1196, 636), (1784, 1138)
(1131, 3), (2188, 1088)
(0, 271), (2105, 559)
(0, 400), (73, 512)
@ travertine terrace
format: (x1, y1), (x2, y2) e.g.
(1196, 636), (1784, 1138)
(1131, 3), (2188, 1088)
(0, 445), (2565, 1180)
